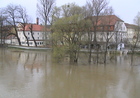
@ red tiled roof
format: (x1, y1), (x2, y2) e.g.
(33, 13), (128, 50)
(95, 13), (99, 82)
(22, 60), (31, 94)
(26, 24), (43, 31)
(86, 15), (124, 32)
(18, 24), (50, 31)
(88, 15), (123, 26)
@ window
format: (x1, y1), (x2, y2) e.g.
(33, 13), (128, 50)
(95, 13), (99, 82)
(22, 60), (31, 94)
(124, 27), (126, 30)
(100, 37), (103, 41)
(29, 42), (32, 45)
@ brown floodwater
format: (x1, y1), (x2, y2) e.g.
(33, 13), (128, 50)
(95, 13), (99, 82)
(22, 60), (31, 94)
(0, 48), (140, 98)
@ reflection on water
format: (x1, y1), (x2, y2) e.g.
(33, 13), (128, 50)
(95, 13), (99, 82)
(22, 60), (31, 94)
(0, 48), (140, 98)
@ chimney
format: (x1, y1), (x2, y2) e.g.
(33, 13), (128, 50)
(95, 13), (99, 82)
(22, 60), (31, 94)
(36, 17), (39, 25)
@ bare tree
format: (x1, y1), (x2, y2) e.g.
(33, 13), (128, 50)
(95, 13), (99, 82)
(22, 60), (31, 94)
(29, 24), (37, 47)
(5, 4), (21, 45)
(130, 12), (140, 64)
(61, 4), (71, 17)
(133, 12), (140, 52)
(85, 0), (108, 63)
(0, 10), (6, 45)
(37, 0), (55, 46)
(101, 7), (115, 63)
(0, 13), (13, 46)
(0, 17), (4, 45)
(87, 0), (108, 43)
(61, 3), (83, 18)
(49, 6), (61, 25)
(18, 6), (30, 46)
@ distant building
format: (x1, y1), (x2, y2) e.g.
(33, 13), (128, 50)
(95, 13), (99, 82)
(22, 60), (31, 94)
(125, 23), (140, 47)
(82, 15), (127, 49)
(125, 23), (137, 43)
(17, 18), (51, 47)
(0, 25), (18, 45)
(5, 35), (17, 45)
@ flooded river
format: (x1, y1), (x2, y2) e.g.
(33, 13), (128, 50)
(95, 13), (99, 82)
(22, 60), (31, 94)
(0, 48), (140, 98)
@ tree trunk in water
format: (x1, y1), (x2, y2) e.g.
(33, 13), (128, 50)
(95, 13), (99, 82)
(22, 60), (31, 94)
(16, 35), (21, 46)
(23, 30), (29, 46)
(69, 50), (78, 64)
(29, 24), (37, 47)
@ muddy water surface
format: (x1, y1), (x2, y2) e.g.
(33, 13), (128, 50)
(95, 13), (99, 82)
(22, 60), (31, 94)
(0, 48), (140, 98)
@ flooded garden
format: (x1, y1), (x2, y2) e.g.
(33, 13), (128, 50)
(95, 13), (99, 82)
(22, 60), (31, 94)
(0, 48), (140, 98)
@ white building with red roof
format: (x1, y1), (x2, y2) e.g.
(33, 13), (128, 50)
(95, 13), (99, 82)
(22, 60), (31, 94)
(81, 15), (127, 49)
(17, 18), (51, 47)
(86, 15), (127, 42)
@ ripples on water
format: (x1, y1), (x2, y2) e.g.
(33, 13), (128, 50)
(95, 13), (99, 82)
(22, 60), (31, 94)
(0, 48), (140, 98)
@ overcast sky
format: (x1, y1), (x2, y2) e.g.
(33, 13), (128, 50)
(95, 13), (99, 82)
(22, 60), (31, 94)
(0, 0), (140, 24)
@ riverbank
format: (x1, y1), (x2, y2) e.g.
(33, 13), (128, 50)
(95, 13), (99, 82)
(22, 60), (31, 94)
(8, 45), (51, 50)
(0, 44), (8, 47)
(6, 45), (140, 55)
